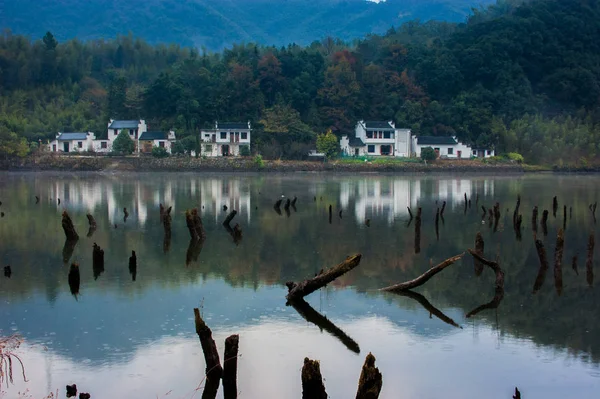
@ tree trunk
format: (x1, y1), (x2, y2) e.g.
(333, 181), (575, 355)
(223, 334), (239, 399)
(301, 358), (327, 399)
(62, 211), (79, 241)
(193, 308), (223, 381)
(355, 353), (383, 399)
(554, 228), (564, 295)
(186, 208), (206, 241)
(533, 239), (549, 294)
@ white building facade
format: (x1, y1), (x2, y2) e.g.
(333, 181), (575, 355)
(200, 121), (251, 157)
(411, 136), (472, 159)
(340, 121), (411, 157)
(48, 132), (96, 153)
(138, 131), (177, 154)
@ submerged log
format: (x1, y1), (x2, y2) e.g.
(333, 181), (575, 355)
(554, 228), (564, 295)
(389, 290), (461, 329)
(129, 250), (137, 281)
(223, 210), (237, 227)
(380, 253), (464, 292)
(92, 242), (105, 280)
(533, 239), (549, 294)
(193, 308), (223, 381)
(474, 232), (484, 276)
(223, 334), (239, 399)
(541, 210), (549, 236)
(355, 353), (383, 399)
(286, 254), (362, 302)
(414, 207), (422, 254)
(586, 233), (595, 287)
(185, 208), (206, 242)
(290, 298), (360, 353)
(62, 211), (79, 241)
(301, 358), (327, 399)
(68, 263), (80, 296)
(465, 250), (505, 318)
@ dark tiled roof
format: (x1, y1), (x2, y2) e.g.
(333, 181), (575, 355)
(364, 121), (394, 130)
(108, 120), (140, 129)
(58, 132), (88, 141)
(218, 122), (248, 130)
(139, 131), (168, 140)
(416, 136), (457, 145)
(349, 137), (365, 147)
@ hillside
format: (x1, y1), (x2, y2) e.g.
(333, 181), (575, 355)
(0, 0), (494, 50)
(1, 0), (599, 165)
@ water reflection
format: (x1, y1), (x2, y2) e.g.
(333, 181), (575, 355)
(1, 172), (600, 398)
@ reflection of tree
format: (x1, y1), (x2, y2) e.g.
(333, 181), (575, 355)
(0, 335), (27, 387)
(290, 298), (360, 354)
(387, 290), (461, 329)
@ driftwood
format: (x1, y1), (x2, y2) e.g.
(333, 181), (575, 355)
(186, 208), (206, 241)
(414, 207), (422, 254)
(92, 243), (105, 280)
(223, 210), (237, 227)
(389, 290), (461, 328)
(62, 211), (79, 241)
(286, 254), (362, 302)
(68, 263), (80, 297)
(465, 250), (505, 318)
(474, 232), (484, 276)
(290, 298), (360, 353)
(193, 308), (223, 381)
(586, 233), (595, 287)
(380, 253), (464, 292)
(355, 353), (383, 399)
(533, 239), (549, 294)
(223, 334), (239, 399)
(129, 250), (137, 281)
(554, 228), (564, 295)
(301, 358), (327, 399)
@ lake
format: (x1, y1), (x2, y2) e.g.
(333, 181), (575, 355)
(0, 172), (599, 398)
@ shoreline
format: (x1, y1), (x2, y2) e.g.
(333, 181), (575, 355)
(1, 154), (597, 174)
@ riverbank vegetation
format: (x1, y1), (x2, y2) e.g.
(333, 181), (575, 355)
(1, 0), (600, 166)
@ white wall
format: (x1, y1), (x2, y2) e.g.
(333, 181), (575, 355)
(394, 129), (411, 157)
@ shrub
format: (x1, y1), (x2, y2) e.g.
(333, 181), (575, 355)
(180, 136), (197, 155)
(420, 147), (437, 162)
(506, 152), (524, 163)
(171, 140), (185, 155)
(316, 129), (339, 159)
(152, 146), (169, 158)
(254, 154), (264, 168)
(240, 145), (251, 156)
(112, 131), (135, 155)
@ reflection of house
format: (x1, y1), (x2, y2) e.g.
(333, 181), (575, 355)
(48, 132), (96, 153)
(199, 179), (251, 223)
(411, 136), (472, 159)
(139, 131), (176, 154)
(200, 121), (251, 157)
(340, 120), (411, 157)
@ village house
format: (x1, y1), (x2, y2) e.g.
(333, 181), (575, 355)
(471, 147), (496, 158)
(138, 131), (177, 154)
(48, 132), (96, 153)
(340, 120), (411, 157)
(411, 136), (472, 159)
(200, 121), (251, 157)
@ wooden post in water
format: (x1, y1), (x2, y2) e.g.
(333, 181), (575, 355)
(464, 193), (468, 215)
(185, 208), (206, 241)
(223, 334), (239, 399)
(301, 358), (327, 399)
(532, 206), (538, 234)
(163, 206), (172, 253)
(328, 205), (332, 224)
(553, 196), (558, 218)
(129, 250), (137, 281)
(514, 214), (522, 241)
(481, 205), (487, 221)
(193, 308), (223, 381)
(474, 232), (484, 276)
(92, 242), (105, 280)
(355, 353), (383, 399)
(61, 211), (79, 241)
(586, 234), (595, 287)
(407, 207), (413, 219)
(572, 255), (579, 276)
(415, 207), (422, 254)
(440, 201), (446, 217)
(68, 263), (80, 296)
(123, 207), (129, 223)
(493, 202), (500, 232)
(554, 228), (564, 295)
(541, 210), (549, 236)
(435, 208), (440, 241)
(533, 239), (549, 294)
(223, 210), (237, 227)
(563, 205), (567, 230)
(513, 195), (521, 227)
(86, 213), (97, 237)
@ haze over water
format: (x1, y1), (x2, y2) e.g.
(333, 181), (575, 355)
(1, 172), (599, 398)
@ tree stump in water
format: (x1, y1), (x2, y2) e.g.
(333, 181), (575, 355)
(554, 228), (564, 295)
(301, 358), (327, 399)
(553, 196), (558, 217)
(92, 243), (105, 280)
(193, 308), (223, 381)
(68, 263), (80, 296)
(541, 210), (549, 236)
(163, 206), (172, 253)
(286, 254), (361, 302)
(185, 208), (206, 242)
(532, 206), (538, 234)
(129, 250), (137, 281)
(587, 233), (595, 287)
(533, 239), (549, 294)
(356, 353), (383, 399)
(414, 207), (422, 254)
(223, 334), (239, 399)
(474, 232), (484, 276)
(223, 210), (237, 227)
(62, 211), (79, 241)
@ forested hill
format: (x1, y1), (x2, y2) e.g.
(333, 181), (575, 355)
(0, 0), (493, 50)
(1, 0), (600, 165)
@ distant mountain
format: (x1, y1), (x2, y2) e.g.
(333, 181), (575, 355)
(0, 0), (494, 50)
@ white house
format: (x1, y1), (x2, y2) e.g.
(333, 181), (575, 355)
(471, 148), (496, 158)
(411, 136), (472, 159)
(200, 121), (251, 157)
(340, 120), (411, 157)
(138, 131), (177, 154)
(48, 132), (96, 153)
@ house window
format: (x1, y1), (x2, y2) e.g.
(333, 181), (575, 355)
(220, 132), (227, 139)
(379, 132), (383, 139)
(384, 132), (391, 139)
(366, 131), (373, 139)
(78, 142), (83, 148)
(204, 144), (213, 152)
(159, 141), (165, 148)
(204, 134), (210, 138)
(101, 142), (107, 149)
(473, 150), (477, 156)
(52, 144), (56, 152)
(368, 145), (375, 153)
(447, 148), (453, 155)
(241, 132), (247, 140)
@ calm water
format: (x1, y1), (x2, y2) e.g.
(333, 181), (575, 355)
(1, 172), (600, 398)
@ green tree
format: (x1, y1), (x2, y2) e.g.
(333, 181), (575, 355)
(152, 146), (169, 158)
(179, 136), (197, 155)
(171, 140), (185, 155)
(0, 127), (29, 158)
(316, 129), (339, 159)
(240, 145), (251, 156)
(421, 147), (437, 161)
(42, 32), (58, 51)
(112, 131), (135, 155)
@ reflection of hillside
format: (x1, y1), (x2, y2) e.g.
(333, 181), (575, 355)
(1, 173), (600, 367)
